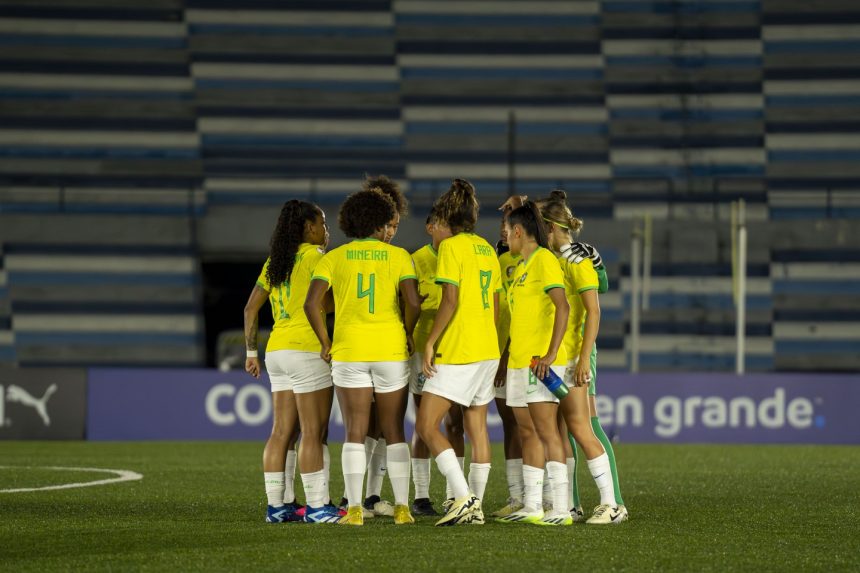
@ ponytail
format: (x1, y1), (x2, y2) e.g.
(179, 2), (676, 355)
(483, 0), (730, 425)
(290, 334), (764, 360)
(267, 200), (319, 287)
(540, 189), (583, 237)
(434, 178), (479, 234)
(508, 201), (550, 249)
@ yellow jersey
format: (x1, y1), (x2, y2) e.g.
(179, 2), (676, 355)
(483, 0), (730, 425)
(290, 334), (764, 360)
(312, 238), (417, 362)
(411, 244), (441, 352)
(255, 243), (325, 353)
(433, 233), (502, 364)
(560, 253), (599, 360)
(496, 250), (521, 353)
(507, 247), (568, 369)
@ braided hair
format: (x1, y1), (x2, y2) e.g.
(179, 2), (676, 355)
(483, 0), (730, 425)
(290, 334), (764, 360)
(266, 200), (319, 287)
(508, 201), (550, 249)
(434, 178), (478, 234)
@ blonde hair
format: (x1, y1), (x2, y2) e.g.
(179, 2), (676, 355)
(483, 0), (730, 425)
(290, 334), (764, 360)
(540, 189), (583, 236)
(434, 178), (478, 234)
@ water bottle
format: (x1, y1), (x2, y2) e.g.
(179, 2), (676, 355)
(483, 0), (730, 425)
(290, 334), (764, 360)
(530, 357), (569, 399)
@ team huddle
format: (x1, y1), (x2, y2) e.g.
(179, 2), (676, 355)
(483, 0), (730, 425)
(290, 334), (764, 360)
(244, 176), (628, 527)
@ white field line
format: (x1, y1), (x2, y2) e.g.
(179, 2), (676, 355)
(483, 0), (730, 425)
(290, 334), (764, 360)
(0, 466), (143, 493)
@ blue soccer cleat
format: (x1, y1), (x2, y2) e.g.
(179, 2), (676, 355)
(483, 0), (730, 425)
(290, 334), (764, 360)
(304, 504), (341, 524)
(265, 502), (303, 523)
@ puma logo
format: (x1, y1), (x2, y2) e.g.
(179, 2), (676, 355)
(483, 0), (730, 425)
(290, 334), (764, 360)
(6, 384), (57, 426)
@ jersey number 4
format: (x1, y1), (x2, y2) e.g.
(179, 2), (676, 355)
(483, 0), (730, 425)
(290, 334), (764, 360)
(357, 272), (376, 314)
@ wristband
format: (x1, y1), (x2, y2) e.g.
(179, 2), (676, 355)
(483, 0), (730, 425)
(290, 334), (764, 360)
(246, 350), (258, 358)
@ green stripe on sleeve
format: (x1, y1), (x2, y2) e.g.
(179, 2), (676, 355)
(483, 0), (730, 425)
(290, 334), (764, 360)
(436, 278), (460, 286)
(255, 281), (269, 291)
(577, 285), (598, 294)
(400, 274), (418, 282)
(311, 275), (330, 283)
(543, 284), (565, 292)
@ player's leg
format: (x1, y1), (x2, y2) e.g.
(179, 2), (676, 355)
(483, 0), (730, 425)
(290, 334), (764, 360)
(263, 389), (302, 523)
(462, 403), (491, 502)
(295, 384), (339, 523)
(491, 396), (524, 517)
(409, 352), (437, 516)
(588, 346), (627, 515)
(558, 411), (583, 520)
(528, 401), (571, 525)
(373, 360), (413, 525)
(443, 402), (465, 505)
(363, 402), (392, 516)
(497, 406), (545, 524)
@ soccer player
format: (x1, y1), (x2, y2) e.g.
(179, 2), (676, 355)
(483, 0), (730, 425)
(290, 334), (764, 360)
(304, 189), (421, 526)
(244, 199), (338, 523)
(418, 178), (502, 527)
(490, 217), (525, 517)
(358, 174), (408, 518)
(408, 208), (452, 516)
(541, 190), (628, 524)
(496, 202), (572, 526)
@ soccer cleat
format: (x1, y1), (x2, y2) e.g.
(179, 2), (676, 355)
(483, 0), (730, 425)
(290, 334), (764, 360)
(570, 506), (585, 522)
(441, 498), (455, 514)
(295, 505), (306, 519)
(586, 504), (628, 525)
(496, 508), (545, 525)
(393, 504), (415, 525)
(491, 498), (524, 518)
(537, 511), (573, 526)
(304, 505), (341, 524)
(435, 495), (483, 527)
(411, 497), (439, 517)
(619, 505), (630, 520)
(338, 505), (364, 526)
(265, 503), (303, 523)
(364, 495), (395, 517)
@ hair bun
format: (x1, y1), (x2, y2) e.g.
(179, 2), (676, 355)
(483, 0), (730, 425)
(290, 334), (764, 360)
(451, 178), (475, 196)
(550, 189), (567, 201)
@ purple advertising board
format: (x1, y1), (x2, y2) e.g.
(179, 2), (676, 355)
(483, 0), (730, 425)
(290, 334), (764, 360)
(87, 369), (860, 444)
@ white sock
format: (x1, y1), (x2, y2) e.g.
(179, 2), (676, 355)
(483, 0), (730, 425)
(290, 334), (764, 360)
(412, 458), (431, 499)
(283, 450), (297, 504)
(366, 438), (387, 499)
(522, 464), (544, 513)
(436, 448), (470, 500)
(506, 458), (524, 502)
(342, 442), (367, 507)
(446, 456), (466, 499)
(322, 445), (331, 505)
(468, 463), (491, 502)
(264, 472), (285, 507)
(566, 457), (576, 510)
(546, 461), (569, 514)
(386, 442), (411, 506)
(542, 468), (552, 507)
(587, 453), (617, 507)
(301, 470), (327, 509)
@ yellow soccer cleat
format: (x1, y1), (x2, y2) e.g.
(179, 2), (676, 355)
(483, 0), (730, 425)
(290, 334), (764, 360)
(393, 504), (415, 525)
(435, 495), (483, 527)
(586, 504), (628, 525)
(491, 497), (524, 518)
(496, 508), (544, 525)
(338, 505), (364, 526)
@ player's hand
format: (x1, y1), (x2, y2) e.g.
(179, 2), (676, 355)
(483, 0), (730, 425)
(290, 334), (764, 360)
(422, 343), (437, 379)
(498, 195), (527, 213)
(563, 242), (603, 268)
(533, 352), (556, 380)
(320, 340), (332, 363)
(419, 291), (429, 303)
(245, 357), (261, 379)
(573, 357), (592, 387)
(406, 334), (415, 356)
(494, 361), (507, 388)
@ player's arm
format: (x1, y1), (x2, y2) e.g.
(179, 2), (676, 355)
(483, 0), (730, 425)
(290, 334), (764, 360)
(422, 282), (458, 378)
(304, 278), (332, 362)
(534, 287), (570, 380)
(400, 278), (421, 354)
(495, 337), (510, 387)
(243, 285), (269, 378)
(493, 291), (500, 326)
(574, 289), (600, 387)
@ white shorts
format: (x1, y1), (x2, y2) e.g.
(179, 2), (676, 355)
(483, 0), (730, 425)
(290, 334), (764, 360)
(265, 350), (332, 394)
(331, 360), (409, 394)
(422, 359), (497, 408)
(409, 352), (426, 395)
(505, 365), (565, 408)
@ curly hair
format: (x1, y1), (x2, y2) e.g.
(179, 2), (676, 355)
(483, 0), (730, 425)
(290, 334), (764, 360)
(539, 189), (584, 236)
(267, 200), (320, 287)
(508, 201), (550, 249)
(363, 174), (407, 216)
(339, 190), (396, 239)
(434, 178), (478, 234)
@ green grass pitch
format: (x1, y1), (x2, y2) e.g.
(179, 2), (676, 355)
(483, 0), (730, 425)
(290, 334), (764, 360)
(1, 442), (858, 572)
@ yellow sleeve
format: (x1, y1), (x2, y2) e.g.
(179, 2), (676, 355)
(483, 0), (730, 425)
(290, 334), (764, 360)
(399, 248), (418, 282)
(435, 240), (460, 286)
(255, 259), (271, 292)
(572, 258), (599, 293)
(312, 252), (334, 284)
(303, 247), (324, 282)
(539, 251), (565, 292)
(492, 256), (503, 292)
